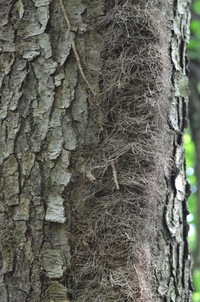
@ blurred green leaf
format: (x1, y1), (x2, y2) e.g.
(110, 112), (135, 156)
(194, 269), (200, 292)
(184, 132), (196, 167)
(193, 1), (200, 14)
(188, 174), (197, 186)
(190, 20), (200, 38)
(188, 193), (198, 216)
(193, 292), (200, 302)
(188, 39), (200, 50)
(188, 229), (196, 251)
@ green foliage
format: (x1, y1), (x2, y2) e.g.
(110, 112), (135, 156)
(184, 130), (198, 298)
(188, 227), (196, 252)
(188, 39), (200, 61)
(191, 20), (200, 38)
(188, 1), (200, 62)
(188, 193), (197, 220)
(193, 1), (200, 14)
(186, 2), (200, 297)
(193, 292), (200, 302)
(194, 269), (200, 292)
(184, 133), (196, 166)
(184, 131), (197, 221)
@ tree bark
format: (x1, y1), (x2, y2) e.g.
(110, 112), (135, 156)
(0, 0), (192, 301)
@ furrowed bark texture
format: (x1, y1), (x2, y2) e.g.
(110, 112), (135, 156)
(0, 0), (192, 302)
(155, 1), (193, 301)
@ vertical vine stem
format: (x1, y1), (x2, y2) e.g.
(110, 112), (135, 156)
(58, 0), (96, 96)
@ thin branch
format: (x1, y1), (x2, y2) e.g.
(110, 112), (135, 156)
(58, 0), (96, 96)
(58, 0), (71, 39)
(71, 41), (96, 96)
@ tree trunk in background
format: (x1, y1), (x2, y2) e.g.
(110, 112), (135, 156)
(0, 0), (192, 301)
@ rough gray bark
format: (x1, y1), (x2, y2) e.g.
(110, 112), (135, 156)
(0, 0), (192, 302)
(154, 1), (193, 301)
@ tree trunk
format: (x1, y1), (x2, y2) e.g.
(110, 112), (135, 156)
(0, 0), (192, 301)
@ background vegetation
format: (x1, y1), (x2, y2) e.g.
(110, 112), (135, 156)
(186, 0), (200, 300)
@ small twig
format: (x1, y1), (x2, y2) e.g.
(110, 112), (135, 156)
(111, 161), (120, 190)
(71, 41), (96, 96)
(58, 0), (71, 40)
(58, 0), (96, 96)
